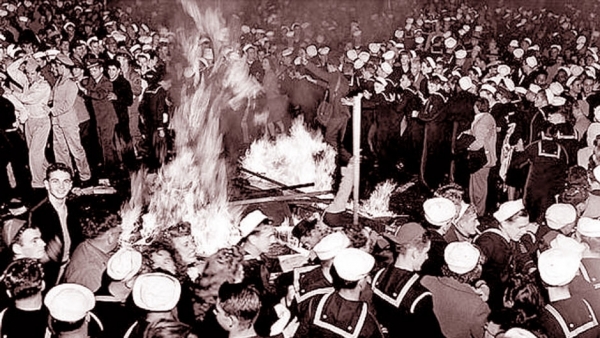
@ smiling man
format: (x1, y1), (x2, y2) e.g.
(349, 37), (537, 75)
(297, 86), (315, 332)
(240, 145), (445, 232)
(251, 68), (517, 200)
(29, 163), (84, 288)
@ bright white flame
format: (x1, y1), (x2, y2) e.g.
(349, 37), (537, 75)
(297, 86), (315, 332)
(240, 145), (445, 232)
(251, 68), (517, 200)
(120, 1), (262, 256)
(240, 118), (337, 192)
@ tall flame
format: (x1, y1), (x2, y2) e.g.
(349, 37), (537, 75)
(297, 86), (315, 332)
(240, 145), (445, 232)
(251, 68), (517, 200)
(120, 0), (262, 256)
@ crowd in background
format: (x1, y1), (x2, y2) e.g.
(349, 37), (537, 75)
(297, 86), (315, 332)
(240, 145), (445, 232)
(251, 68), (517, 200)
(2, 0), (600, 337)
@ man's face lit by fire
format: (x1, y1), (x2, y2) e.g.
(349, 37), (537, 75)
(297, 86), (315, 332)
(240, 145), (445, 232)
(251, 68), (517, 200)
(172, 235), (197, 265)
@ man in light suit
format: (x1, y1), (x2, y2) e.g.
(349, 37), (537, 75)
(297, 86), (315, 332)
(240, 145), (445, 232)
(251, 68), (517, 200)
(468, 97), (497, 217)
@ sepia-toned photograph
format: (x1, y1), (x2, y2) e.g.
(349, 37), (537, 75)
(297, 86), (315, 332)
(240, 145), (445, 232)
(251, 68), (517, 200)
(0, 0), (599, 337)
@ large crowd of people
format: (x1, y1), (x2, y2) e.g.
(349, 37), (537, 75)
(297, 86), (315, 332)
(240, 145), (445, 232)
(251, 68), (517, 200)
(2, 0), (600, 337)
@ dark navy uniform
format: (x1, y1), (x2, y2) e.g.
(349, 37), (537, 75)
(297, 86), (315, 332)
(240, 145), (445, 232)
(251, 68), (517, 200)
(539, 291), (600, 338)
(371, 267), (444, 338)
(293, 265), (334, 306)
(475, 228), (514, 309)
(419, 92), (450, 190)
(296, 290), (383, 338)
(397, 86), (424, 174)
(511, 139), (569, 222)
(571, 257), (600, 295)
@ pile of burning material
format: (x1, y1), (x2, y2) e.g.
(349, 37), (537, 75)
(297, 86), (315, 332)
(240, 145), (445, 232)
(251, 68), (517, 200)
(240, 118), (337, 193)
(353, 179), (398, 219)
(120, 1), (262, 257)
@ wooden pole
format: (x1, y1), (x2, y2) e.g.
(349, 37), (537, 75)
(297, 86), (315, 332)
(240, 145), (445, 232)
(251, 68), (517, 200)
(229, 191), (332, 206)
(353, 94), (362, 226)
(240, 167), (309, 193)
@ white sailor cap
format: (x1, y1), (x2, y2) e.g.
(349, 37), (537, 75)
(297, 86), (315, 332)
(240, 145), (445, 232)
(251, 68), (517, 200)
(459, 76), (473, 91)
(353, 59), (364, 70)
(513, 48), (524, 59)
(549, 234), (586, 258)
(313, 232), (351, 261)
(549, 82), (564, 96)
(107, 247), (142, 281)
(306, 45), (317, 58)
(129, 44), (141, 54)
(497, 64), (511, 77)
(545, 203), (576, 230)
(444, 37), (457, 49)
(138, 36), (152, 45)
(550, 96), (566, 107)
(525, 56), (538, 68)
(318, 46), (330, 55)
(346, 49), (358, 61)
(86, 36), (99, 47)
(423, 197), (456, 227)
(44, 284), (95, 322)
(239, 210), (270, 239)
(358, 51), (370, 63)
(455, 49), (467, 59)
(494, 199), (525, 222)
(480, 83), (497, 94)
(503, 328), (537, 338)
(32, 51), (46, 59)
(509, 40), (519, 48)
(368, 43), (380, 54)
(577, 217), (600, 238)
(382, 50), (395, 61)
(132, 273), (181, 311)
(282, 47), (294, 57)
(333, 248), (374, 282)
(381, 62), (393, 75)
(550, 44), (562, 52)
(538, 248), (580, 286)
(444, 241), (480, 274)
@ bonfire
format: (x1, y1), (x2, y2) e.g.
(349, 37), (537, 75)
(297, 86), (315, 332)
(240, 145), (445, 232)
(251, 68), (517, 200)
(240, 118), (337, 193)
(120, 0), (262, 257)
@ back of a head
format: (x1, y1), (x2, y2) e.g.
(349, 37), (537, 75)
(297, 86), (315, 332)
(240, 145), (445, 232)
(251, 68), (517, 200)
(217, 282), (261, 328)
(143, 319), (193, 338)
(79, 205), (121, 239)
(1, 258), (44, 300)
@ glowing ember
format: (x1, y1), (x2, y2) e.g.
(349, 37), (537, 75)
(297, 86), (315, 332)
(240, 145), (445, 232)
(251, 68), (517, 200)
(240, 118), (337, 192)
(120, 0), (262, 256)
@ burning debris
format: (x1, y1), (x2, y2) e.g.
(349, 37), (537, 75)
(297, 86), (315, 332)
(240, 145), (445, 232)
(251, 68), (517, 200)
(240, 118), (337, 193)
(356, 179), (398, 218)
(120, 0), (262, 257)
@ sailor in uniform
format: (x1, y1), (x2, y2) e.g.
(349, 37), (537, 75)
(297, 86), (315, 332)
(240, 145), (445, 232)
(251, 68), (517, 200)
(571, 217), (600, 295)
(371, 222), (444, 337)
(292, 232), (350, 312)
(538, 248), (600, 338)
(295, 248), (383, 338)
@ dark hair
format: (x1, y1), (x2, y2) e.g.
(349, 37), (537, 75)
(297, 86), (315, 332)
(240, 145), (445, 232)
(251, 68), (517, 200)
(45, 162), (73, 180)
(475, 97), (490, 113)
(1, 258), (44, 299)
(218, 282), (261, 327)
(143, 319), (193, 338)
(292, 219), (317, 240)
(50, 317), (86, 333)
(502, 274), (544, 327)
(79, 207), (121, 239)
(105, 58), (121, 69)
